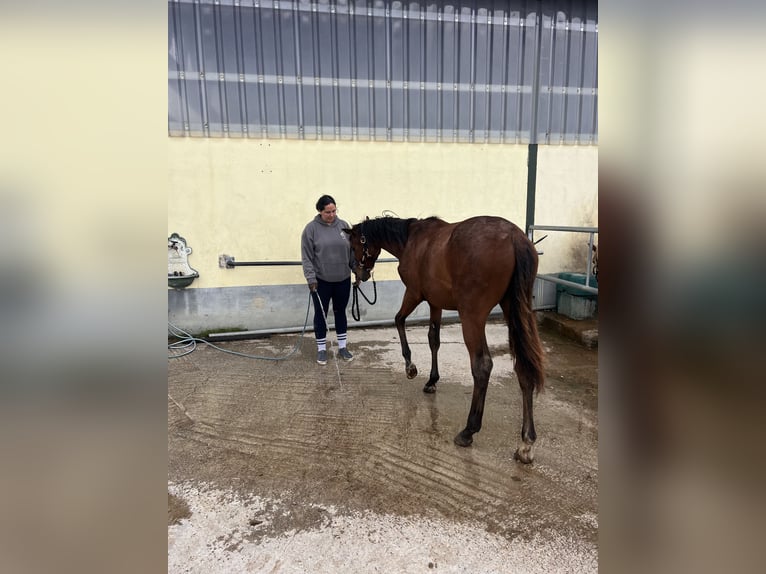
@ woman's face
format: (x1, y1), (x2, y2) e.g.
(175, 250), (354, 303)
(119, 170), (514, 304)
(319, 203), (337, 224)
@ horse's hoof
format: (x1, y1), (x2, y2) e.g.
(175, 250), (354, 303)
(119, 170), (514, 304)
(514, 445), (534, 464)
(453, 432), (473, 447)
(406, 365), (418, 379)
(423, 384), (436, 394)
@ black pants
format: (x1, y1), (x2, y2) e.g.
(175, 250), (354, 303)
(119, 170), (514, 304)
(312, 277), (351, 340)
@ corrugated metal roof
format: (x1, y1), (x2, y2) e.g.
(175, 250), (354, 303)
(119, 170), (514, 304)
(168, 0), (597, 143)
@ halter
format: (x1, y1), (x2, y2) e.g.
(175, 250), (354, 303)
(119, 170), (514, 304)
(356, 220), (378, 272)
(352, 223), (378, 321)
(358, 233), (376, 272)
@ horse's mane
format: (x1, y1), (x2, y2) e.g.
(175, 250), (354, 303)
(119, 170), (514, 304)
(358, 216), (443, 247)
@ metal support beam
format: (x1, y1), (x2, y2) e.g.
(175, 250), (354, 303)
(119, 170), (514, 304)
(219, 255), (398, 269)
(526, 143), (538, 234)
(537, 273), (598, 295)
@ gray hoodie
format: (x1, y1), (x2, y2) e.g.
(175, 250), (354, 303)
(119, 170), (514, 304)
(301, 215), (356, 283)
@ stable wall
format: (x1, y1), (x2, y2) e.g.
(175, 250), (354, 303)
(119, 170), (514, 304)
(534, 146), (599, 274)
(168, 138), (596, 335)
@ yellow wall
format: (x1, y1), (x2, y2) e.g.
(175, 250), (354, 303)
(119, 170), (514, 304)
(170, 139), (522, 288)
(168, 138), (597, 287)
(535, 146), (599, 274)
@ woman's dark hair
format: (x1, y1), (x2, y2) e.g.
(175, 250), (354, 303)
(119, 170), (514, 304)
(316, 195), (336, 212)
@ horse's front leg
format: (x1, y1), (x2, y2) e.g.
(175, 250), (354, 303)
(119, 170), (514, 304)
(423, 305), (442, 394)
(454, 319), (493, 447)
(395, 291), (422, 379)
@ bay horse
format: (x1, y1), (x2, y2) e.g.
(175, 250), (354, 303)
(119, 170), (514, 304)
(343, 216), (545, 463)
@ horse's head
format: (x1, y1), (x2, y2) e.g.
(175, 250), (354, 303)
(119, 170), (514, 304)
(343, 219), (381, 283)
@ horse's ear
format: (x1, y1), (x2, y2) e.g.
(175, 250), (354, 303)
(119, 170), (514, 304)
(365, 216), (370, 221)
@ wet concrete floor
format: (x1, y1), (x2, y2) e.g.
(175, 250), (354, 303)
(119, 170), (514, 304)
(168, 318), (598, 572)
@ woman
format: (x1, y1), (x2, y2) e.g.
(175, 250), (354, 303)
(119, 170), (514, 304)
(300, 195), (356, 365)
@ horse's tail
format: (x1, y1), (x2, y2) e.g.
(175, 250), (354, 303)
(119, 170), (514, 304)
(506, 233), (545, 393)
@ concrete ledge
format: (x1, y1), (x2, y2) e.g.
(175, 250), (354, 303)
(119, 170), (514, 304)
(539, 311), (598, 349)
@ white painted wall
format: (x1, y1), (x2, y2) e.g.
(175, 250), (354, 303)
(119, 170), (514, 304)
(535, 146), (599, 274)
(169, 138), (543, 288)
(168, 138), (596, 333)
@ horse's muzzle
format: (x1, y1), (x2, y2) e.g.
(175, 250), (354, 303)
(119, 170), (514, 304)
(355, 268), (372, 282)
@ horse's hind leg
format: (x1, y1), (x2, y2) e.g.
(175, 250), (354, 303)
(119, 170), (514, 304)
(423, 305), (442, 394)
(513, 374), (537, 464)
(454, 317), (492, 447)
(501, 296), (542, 464)
(395, 290), (422, 379)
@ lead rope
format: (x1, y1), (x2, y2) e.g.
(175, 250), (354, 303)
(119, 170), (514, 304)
(314, 291), (343, 389)
(351, 275), (378, 321)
